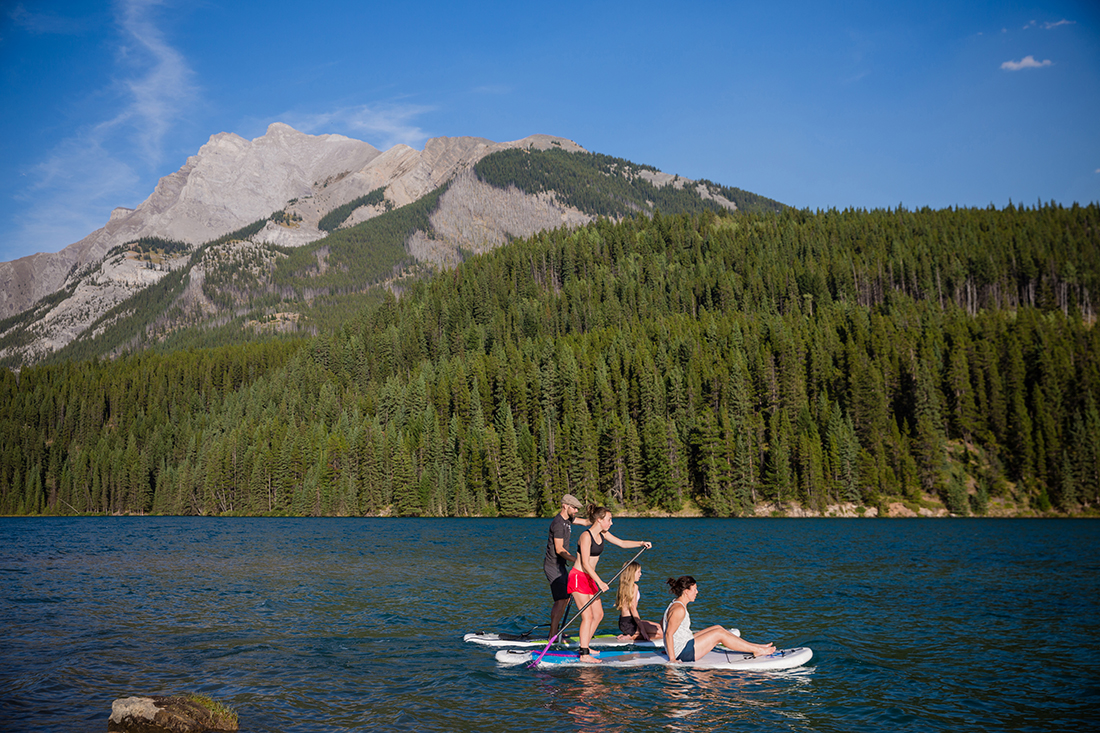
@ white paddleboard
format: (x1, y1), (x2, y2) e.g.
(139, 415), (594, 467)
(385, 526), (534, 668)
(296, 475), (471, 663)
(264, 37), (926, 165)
(465, 632), (662, 648)
(465, 628), (738, 648)
(496, 645), (812, 671)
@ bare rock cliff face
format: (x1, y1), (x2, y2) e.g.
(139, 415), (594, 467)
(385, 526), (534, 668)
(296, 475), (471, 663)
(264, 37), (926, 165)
(409, 169), (591, 268)
(0, 126), (584, 322)
(147, 124), (380, 244)
(0, 123), (380, 320)
(304, 132), (583, 225)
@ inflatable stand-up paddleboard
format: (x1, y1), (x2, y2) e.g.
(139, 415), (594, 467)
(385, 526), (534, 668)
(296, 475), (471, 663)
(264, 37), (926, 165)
(465, 628), (739, 649)
(497, 645), (813, 670)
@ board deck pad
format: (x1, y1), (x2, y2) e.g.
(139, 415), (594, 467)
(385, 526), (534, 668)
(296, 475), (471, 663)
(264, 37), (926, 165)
(496, 645), (813, 670)
(465, 628), (738, 649)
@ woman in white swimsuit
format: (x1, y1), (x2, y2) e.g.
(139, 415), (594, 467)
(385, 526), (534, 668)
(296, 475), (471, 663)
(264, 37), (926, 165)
(662, 575), (775, 662)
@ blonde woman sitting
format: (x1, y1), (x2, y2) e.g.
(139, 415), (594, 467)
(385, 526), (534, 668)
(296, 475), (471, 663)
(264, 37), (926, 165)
(615, 561), (663, 642)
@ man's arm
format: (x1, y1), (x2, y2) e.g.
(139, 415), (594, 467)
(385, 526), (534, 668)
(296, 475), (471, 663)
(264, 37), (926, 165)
(553, 537), (575, 564)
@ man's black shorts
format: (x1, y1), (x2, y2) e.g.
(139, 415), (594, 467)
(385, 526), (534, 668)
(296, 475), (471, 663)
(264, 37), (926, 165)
(548, 570), (569, 601)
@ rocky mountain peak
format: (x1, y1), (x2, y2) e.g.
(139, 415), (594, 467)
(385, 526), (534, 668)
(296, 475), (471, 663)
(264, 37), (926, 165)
(0, 126), (598, 365)
(2, 125), (763, 369)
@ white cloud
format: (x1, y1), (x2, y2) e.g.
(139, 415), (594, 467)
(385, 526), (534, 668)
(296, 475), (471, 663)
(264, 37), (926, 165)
(282, 104), (434, 150)
(107, 0), (198, 165)
(1023, 18), (1075, 31)
(10, 0), (194, 167)
(1001, 55), (1052, 71)
(10, 0), (197, 257)
(11, 141), (140, 258)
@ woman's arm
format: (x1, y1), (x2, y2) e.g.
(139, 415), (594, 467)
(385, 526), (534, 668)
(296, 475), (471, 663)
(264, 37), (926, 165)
(664, 603), (685, 661)
(602, 532), (652, 550)
(628, 591), (649, 641)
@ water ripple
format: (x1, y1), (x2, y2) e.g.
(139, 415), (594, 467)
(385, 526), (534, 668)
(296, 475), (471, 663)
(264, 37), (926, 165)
(0, 517), (1097, 732)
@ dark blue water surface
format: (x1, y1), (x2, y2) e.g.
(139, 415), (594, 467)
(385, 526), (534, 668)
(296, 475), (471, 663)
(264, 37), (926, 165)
(1, 518), (1097, 732)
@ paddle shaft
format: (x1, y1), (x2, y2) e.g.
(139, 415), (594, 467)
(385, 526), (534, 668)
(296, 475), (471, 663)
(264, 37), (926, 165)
(515, 596), (572, 638)
(528, 545), (647, 667)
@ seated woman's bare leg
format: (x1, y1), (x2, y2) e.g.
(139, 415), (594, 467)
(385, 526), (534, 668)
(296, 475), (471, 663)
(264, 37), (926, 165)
(639, 618), (663, 640)
(691, 625), (775, 658)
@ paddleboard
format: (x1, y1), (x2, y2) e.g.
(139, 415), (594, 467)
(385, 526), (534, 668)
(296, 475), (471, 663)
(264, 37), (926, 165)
(496, 645), (812, 671)
(465, 628), (739, 649)
(465, 632), (659, 648)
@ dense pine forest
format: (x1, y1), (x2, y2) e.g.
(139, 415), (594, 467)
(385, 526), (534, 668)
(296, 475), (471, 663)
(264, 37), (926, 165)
(474, 147), (786, 216)
(2, 203), (1099, 517)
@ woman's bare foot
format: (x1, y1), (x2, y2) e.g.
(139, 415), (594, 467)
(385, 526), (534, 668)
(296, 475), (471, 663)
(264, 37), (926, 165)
(752, 643), (776, 657)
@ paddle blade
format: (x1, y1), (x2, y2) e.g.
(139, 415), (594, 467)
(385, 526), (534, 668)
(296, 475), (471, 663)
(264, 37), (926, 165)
(527, 632), (561, 668)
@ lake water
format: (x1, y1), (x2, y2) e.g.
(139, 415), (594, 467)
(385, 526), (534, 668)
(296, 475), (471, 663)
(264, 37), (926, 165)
(0, 517), (1096, 732)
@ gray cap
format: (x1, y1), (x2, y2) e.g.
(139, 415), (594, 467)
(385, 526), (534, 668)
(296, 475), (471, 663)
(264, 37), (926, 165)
(562, 494), (582, 509)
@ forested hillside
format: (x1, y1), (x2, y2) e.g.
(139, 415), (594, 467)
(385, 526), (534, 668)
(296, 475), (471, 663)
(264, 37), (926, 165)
(3, 146), (784, 371)
(2, 203), (1098, 517)
(19, 193), (439, 369)
(474, 147), (786, 216)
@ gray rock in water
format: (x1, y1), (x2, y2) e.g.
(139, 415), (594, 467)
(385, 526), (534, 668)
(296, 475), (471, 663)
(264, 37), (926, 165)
(108, 695), (238, 733)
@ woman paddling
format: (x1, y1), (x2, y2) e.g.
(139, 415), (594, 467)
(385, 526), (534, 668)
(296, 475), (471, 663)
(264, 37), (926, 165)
(615, 562), (663, 642)
(662, 575), (775, 663)
(567, 505), (652, 663)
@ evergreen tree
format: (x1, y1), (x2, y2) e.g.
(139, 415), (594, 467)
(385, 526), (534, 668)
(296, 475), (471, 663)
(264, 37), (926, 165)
(392, 437), (419, 516)
(1005, 337), (1035, 479)
(691, 407), (727, 515)
(766, 409), (793, 504)
(642, 413), (674, 511)
(1081, 396), (1100, 505)
(945, 319), (980, 441)
(598, 413), (628, 507)
(624, 416), (643, 508)
(912, 345), (946, 496)
(496, 404), (529, 515)
(798, 413), (826, 512)
(1057, 449), (1078, 512)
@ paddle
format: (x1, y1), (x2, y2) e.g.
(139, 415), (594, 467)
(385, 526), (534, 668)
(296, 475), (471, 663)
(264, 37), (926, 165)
(528, 545), (648, 668)
(504, 597), (572, 641)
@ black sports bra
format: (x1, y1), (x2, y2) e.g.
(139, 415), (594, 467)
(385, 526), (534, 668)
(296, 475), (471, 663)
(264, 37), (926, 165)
(585, 530), (605, 558)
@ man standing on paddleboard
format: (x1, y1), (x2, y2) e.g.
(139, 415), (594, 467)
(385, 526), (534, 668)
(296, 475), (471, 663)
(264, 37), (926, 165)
(544, 494), (588, 638)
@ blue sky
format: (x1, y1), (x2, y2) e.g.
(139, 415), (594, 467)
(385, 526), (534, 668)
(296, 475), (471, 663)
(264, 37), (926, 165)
(1, 0), (1097, 263)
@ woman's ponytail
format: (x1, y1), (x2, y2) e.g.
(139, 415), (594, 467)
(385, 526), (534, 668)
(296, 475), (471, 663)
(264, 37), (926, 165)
(666, 575), (697, 597)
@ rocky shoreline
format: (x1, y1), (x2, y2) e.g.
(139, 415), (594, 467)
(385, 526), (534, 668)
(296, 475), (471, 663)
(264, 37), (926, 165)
(607, 494), (1096, 519)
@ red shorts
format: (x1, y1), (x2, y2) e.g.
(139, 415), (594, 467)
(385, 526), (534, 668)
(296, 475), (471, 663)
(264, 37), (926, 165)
(567, 568), (599, 595)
